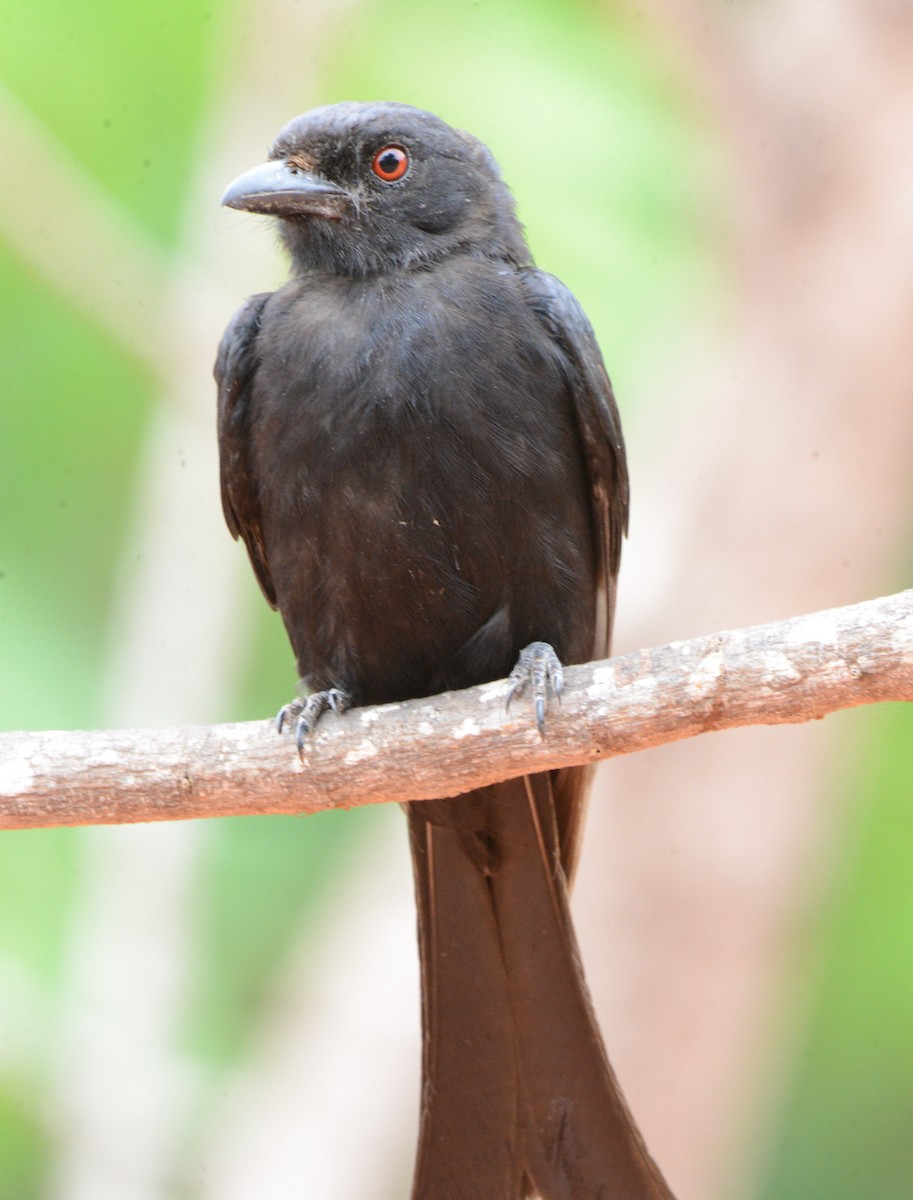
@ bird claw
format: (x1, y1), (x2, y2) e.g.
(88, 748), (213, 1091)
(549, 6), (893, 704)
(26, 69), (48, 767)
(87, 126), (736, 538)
(277, 688), (351, 757)
(506, 641), (563, 735)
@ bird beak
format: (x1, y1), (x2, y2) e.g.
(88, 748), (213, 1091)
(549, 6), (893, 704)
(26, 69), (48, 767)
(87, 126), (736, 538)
(221, 159), (349, 218)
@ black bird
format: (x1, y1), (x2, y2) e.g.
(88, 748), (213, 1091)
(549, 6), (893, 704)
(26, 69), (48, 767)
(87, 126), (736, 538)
(217, 101), (673, 1200)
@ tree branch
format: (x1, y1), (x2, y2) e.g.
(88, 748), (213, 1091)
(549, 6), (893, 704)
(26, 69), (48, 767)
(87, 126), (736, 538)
(2, 590), (911, 831)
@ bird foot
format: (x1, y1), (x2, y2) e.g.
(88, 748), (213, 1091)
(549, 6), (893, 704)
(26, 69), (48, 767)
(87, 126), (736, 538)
(277, 688), (351, 756)
(505, 641), (563, 735)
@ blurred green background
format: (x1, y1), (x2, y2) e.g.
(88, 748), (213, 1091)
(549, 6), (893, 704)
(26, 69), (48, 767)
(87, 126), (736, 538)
(1, 1), (911, 1197)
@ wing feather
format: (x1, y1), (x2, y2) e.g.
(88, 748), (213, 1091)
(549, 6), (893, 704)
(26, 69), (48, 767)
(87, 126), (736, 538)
(521, 270), (630, 878)
(520, 269), (629, 658)
(214, 293), (277, 607)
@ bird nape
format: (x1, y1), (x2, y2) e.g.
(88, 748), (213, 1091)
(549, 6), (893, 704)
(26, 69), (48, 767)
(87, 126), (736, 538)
(216, 100), (674, 1200)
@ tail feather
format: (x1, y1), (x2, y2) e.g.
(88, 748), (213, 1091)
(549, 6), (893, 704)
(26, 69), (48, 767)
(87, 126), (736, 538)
(408, 774), (675, 1200)
(408, 798), (523, 1200)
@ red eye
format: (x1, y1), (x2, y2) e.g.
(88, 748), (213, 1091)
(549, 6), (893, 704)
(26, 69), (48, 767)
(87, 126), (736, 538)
(371, 145), (409, 182)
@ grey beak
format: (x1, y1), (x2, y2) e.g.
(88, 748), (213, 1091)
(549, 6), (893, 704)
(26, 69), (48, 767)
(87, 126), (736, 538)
(221, 159), (348, 217)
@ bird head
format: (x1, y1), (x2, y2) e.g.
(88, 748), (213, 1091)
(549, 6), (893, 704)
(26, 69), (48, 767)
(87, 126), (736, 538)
(221, 101), (530, 276)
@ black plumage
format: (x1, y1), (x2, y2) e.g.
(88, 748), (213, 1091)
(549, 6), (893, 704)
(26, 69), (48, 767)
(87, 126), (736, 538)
(216, 101), (672, 1199)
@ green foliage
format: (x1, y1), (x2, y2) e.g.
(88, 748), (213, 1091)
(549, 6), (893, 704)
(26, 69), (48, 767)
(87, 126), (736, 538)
(0, 248), (150, 730)
(186, 808), (381, 1064)
(0, 828), (79, 985)
(758, 703), (913, 1200)
(0, 1086), (48, 1199)
(0, 0), (221, 242)
(0, 0), (909, 1194)
(0, 5), (228, 1193)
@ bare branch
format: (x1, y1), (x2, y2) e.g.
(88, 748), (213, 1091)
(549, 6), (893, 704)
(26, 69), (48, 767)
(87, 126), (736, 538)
(2, 591), (910, 831)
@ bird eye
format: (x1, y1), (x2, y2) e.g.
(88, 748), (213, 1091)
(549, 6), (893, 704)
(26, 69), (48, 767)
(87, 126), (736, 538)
(371, 145), (409, 182)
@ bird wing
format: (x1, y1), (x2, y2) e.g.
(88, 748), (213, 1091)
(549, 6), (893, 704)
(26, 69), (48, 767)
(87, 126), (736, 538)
(520, 270), (630, 879)
(214, 292), (278, 607)
(520, 269), (629, 660)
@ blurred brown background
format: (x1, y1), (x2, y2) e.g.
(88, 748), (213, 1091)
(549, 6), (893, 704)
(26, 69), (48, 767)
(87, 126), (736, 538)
(1, 1), (912, 1196)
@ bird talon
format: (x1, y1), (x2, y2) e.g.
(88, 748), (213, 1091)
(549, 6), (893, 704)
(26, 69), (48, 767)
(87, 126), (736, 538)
(276, 687), (352, 755)
(276, 697), (304, 734)
(326, 688), (351, 717)
(295, 716), (311, 757)
(507, 641), (564, 734)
